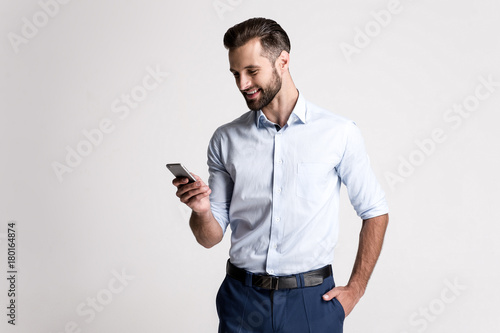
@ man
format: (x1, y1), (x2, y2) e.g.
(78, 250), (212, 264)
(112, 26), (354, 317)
(173, 17), (389, 332)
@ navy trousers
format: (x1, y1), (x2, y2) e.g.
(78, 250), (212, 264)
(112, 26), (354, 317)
(216, 271), (345, 332)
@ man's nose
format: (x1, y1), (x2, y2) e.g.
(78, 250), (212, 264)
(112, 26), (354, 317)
(238, 74), (251, 91)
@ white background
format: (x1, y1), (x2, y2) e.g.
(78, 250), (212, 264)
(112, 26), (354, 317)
(1, 0), (499, 332)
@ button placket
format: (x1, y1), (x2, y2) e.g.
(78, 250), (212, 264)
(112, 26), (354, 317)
(266, 131), (284, 273)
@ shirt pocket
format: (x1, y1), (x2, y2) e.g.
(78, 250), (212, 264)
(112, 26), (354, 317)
(296, 162), (335, 202)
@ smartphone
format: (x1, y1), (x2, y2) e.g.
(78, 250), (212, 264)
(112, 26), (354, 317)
(166, 163), (197, 183)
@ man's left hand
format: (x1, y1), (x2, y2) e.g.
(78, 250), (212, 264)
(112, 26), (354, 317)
(322, 284), (364, 317)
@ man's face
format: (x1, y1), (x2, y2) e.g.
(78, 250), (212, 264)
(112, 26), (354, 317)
(228, 38), (282, 111)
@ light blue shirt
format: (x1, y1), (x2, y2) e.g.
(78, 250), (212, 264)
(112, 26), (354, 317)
(208, 93), (388, 275)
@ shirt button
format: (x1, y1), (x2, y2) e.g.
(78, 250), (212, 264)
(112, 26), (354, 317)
(269, 269), (274, 274)
(277, 159), (283, 164)
(277, 188), (282, 194)
(275, 217), (281, 222)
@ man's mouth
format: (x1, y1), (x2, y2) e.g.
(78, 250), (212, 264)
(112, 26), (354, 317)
(244, 89), (260, 99)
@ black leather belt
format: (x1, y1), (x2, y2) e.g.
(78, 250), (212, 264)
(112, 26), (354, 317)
(226, 260), (332, 290)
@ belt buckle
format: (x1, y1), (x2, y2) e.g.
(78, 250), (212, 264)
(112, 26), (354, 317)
(253, 275), (280, 290)
(271, 276), (279, 290)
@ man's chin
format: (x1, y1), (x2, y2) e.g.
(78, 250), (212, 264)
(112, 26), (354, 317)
(246, 100), (262, 111)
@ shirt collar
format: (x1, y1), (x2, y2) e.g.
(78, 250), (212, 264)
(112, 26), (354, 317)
(255, 91), (307, 128)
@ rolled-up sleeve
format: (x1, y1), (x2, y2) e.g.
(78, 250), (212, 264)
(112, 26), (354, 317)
(337, 122), (389, 220)
(207, 131), (233, 234)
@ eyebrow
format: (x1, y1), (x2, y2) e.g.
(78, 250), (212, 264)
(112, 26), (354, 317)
(229, 65), (261, 73)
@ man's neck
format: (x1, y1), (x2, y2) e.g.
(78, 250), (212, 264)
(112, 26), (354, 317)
(261, 79), (299, 128)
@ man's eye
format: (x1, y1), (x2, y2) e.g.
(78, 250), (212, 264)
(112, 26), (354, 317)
(249, 70), (257, 75)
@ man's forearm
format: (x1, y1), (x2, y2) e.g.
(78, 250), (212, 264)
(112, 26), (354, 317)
(347, 213), (389, 295)
(189, 210), (224, 249)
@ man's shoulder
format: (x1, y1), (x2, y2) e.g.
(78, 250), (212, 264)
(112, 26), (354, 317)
(210, 110), (255, 140)
(304, 99), (354, 128)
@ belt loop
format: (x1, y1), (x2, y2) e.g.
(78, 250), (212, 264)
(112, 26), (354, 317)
(245, 271), (253, 287)
(296, 273), (304, 288)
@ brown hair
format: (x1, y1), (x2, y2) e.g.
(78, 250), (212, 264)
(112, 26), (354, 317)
(223, 17), (291, 62)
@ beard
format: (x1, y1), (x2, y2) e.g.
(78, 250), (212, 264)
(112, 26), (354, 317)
(244, 68), (282, 111)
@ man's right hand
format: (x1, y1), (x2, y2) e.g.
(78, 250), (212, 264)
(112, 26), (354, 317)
(173, 173), (222, 248)
(173, 173), (212, 214)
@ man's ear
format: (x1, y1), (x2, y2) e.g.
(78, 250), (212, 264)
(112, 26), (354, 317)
(275, 50), (290, 72)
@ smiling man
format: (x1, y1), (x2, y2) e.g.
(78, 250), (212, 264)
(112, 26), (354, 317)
(172, 17), (389, 333)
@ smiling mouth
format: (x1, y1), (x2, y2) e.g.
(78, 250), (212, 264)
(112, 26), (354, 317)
(244, 89), (260, 99)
